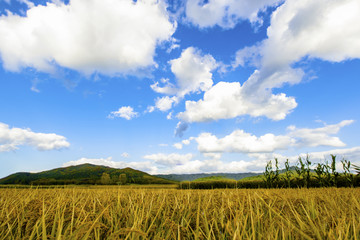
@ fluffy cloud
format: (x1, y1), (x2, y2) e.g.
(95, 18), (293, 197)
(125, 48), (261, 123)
(185, 0), (282, 28)
(152, 47), (217, 98)
(151, 47), (217, 111)
(0, 0), (175, 75)
(154, 96), (179, 112)
(196, 130), (291, 154)
(233, 0), (360, 106)
(195, 120), (353, 154)
(108, 106), (138, 120)
(178, 81), (297, 122)
(63, 157), (158, 174)
(0, 122), (70, 151)
(143, 153), (193, 167)
(180, 0), (360, 123)
(288, 120), (354, 147)
(261, 0), (360, 67)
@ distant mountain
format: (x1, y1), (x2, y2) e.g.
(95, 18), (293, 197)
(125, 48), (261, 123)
(154, 172), (262, 182)
(0, 164), (175, 185)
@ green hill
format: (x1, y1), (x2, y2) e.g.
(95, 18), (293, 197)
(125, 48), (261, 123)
(0, 164), (175, 185)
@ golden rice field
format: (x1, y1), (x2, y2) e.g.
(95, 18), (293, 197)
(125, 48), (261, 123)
(0, 187), (360, 239)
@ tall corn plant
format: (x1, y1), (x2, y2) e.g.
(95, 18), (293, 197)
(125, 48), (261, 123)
(323, 161), (332, 187)
(295, 156), (306, 188)
(264, 159), (279, 188)
(314, 163), (325, 187)
(284, 159), (292, 188)
(330, 155), (339, 187)
(305, 155), (311, 188)
(341, 159), (353, 187)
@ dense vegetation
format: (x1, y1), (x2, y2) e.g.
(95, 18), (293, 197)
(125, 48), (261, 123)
(0, 164), (174, 185)
(0, 187), (359, 239)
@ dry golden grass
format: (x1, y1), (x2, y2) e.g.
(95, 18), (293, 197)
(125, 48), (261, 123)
(0, 187), (359, 239)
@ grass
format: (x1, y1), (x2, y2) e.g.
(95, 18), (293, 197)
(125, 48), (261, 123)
(1, 187), (360, 239)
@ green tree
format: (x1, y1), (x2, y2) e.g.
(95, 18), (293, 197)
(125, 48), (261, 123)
(100, 172), (111, 185)
(119, 174), (127, 185)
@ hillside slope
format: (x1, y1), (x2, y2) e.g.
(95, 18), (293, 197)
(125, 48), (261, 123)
(0, 164), (175, 185)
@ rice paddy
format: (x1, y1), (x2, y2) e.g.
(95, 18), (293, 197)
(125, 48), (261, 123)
(1, 187), (360, 239)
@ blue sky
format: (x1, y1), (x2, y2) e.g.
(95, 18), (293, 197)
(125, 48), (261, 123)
(1, 0), (360, 177)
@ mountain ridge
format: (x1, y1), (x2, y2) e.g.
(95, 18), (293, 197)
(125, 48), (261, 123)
(0, 164), (175, 185)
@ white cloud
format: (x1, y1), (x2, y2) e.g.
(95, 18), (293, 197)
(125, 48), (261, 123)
(152, 47), (217, 98)
(195, 120), (353, 154)
(0, 122), (70, 151)
(196, 130), (291, 154)
(121, 152), (130, 158)
(63, 156), (158, 174)
(143, 153), (193, 167)
(178, 81), (297, 122)
(0, 0), (176, 75)
(108, 106), (138, 120)
(150, 47), (217, 112)
(173, 143), (183, 150)
(185, 0), (282, 28)
(154, 96), (179, 112)
(232, 0), (360, 109)
(261, 0), (360, 67)
(184, 0), (360, 123)
(288, 120), (354, 148)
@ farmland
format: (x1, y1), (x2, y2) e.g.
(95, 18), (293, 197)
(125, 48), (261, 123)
(1, 187), (360, 239)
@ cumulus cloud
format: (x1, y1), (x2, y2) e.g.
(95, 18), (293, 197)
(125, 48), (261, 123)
(195, 120), (353, 154)
(178, 81), (297, 122)
(152, 47), (217, 98)
(154, 96), (179, 112)
(288, 120), (354, 148)
(108, 106), (138, 120)
(0, 0), (176, 75)
(143, 153), (193, 167)
(231, 0), (360, 114)
(63, 157), (158, 174)
(196, 130), (291, 154)
(150, 47), (217, 112)
(0, 122), (70, 152)
(180, 0), (360, 123)
(185, 0), (282, 28)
